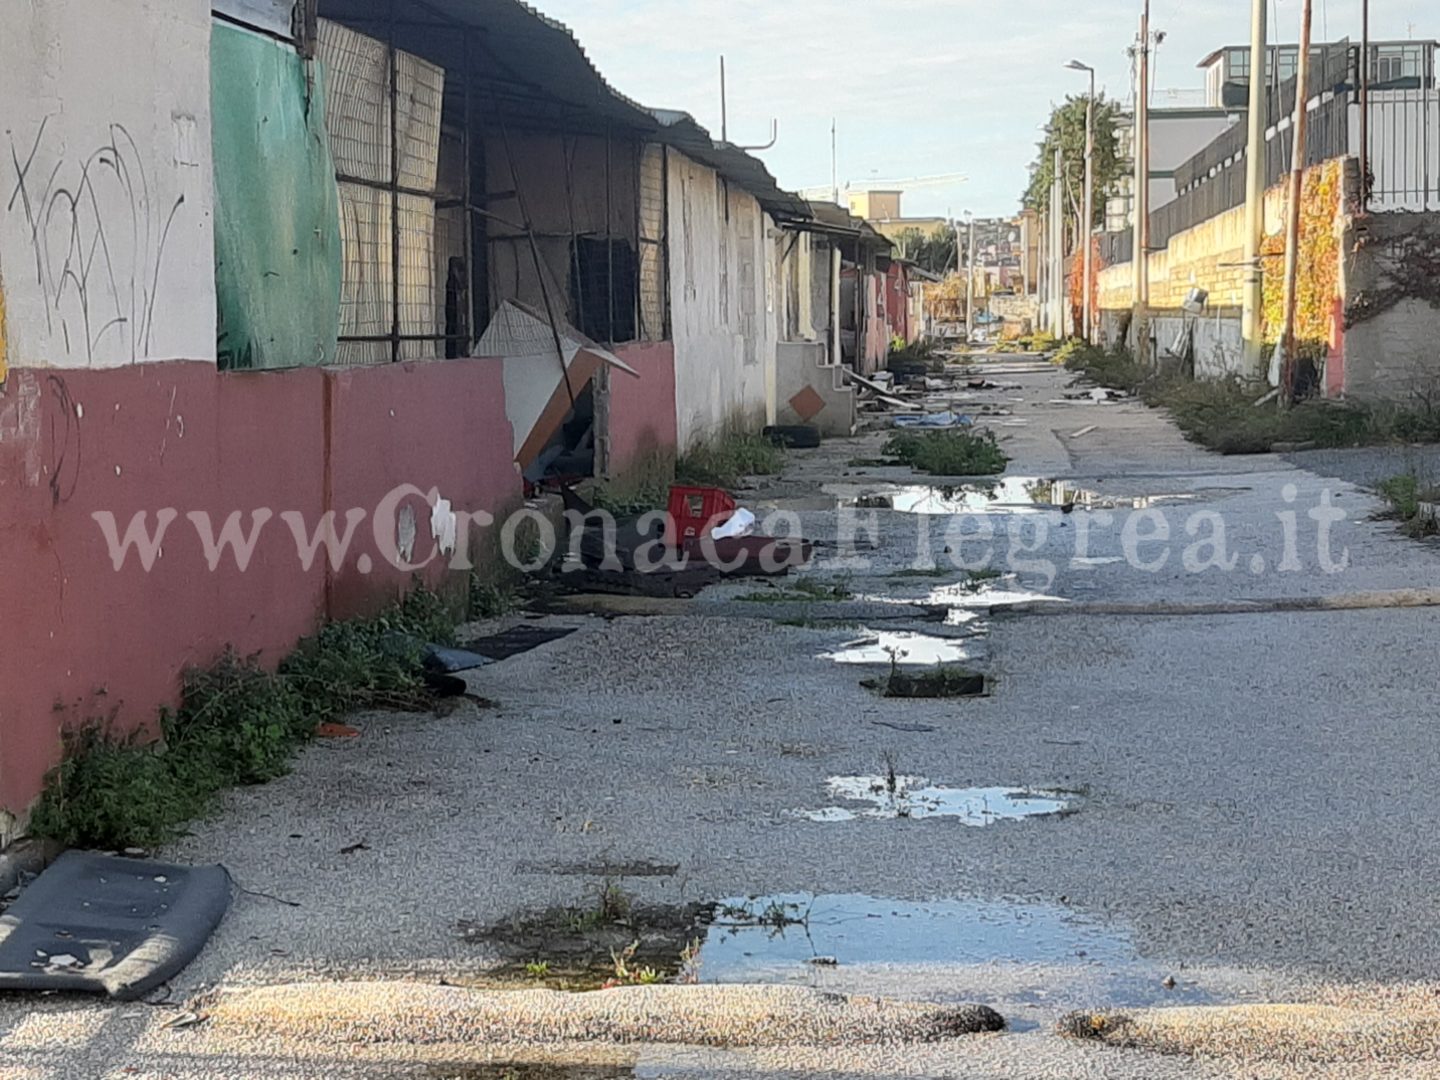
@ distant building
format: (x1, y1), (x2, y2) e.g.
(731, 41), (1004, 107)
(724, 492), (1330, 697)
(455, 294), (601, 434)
(1200, 40), (1437, 109)
(846, 189), (950, 243)
(847, 189), (903, 221)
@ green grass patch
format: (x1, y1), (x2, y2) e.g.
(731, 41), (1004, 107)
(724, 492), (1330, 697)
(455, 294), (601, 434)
(740, 577), (853, 603)
(675, 432), (784, 488)
(1064, 343), (1440, 455)
(880, 428), (1008, 476)
(861, 665), (989, 699)
(1378, 474), (1440, 538)
(31, 586), (467, 850)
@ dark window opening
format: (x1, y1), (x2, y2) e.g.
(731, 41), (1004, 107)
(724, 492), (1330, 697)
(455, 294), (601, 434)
(571, 237), (637, 344)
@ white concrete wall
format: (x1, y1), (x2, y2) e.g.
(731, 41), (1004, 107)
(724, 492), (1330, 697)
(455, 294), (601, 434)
(0, 0), (216, 370)
(666, 148), (778, 449)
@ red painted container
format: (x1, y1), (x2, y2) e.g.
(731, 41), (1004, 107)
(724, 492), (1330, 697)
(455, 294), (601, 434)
(665, 485), (737, 548)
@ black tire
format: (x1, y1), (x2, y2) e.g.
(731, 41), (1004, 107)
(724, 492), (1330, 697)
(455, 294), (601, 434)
(764, 424), (821, 449)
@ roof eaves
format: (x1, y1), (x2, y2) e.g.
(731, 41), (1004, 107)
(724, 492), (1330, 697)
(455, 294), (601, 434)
(651, 109), (811, 222)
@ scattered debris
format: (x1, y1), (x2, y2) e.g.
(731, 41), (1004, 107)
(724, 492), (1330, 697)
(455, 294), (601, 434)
(315, 722), (360, 738)
(871, 721), (939, 734)
(460, 626), (577, 661)
(892, 411), (973, 429)
(1068, 425), (1097, 439)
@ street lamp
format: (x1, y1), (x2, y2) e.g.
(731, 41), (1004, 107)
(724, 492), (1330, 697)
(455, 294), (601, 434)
(1066, 59), (1096, 344)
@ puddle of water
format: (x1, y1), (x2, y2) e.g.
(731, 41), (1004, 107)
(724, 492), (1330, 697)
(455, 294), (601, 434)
(698, 893), (1218, 1012)
(1036, 481), (1202, 511)
(822, 630), (975, 666)
(796, 777), (1072, 823)
(928, 582), (1065, 610)
(703, 894), (1128, 975)
(825, 479), (1213, 516)
(826, 478), (1045, 515)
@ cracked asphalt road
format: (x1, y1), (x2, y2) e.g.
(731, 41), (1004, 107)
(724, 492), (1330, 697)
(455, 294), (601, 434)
(5, 357), (1440, 1078)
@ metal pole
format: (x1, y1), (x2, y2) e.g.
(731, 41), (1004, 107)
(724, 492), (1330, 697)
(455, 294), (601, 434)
(1278, 0), (1314, 404)
(965, 215), (976, 342)
(1083, 69), (1095, 344)
(1359, 0), (1370, 210)
(462, 29), (474, 355)
(1037, 209), (1047, 331)
(388, 0), (401, 363)
(1133, 0), (1151, 363)
(605, 122), (614, 343)
(1241, 0), (1269, 375)
(831, 118), (838, 204)
(720, 56), (728, 143)
(1052, 145), (1064, 337)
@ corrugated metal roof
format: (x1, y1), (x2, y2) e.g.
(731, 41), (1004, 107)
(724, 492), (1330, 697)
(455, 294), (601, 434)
(319, 0), (657, 131)
(650, 110), (812, 223)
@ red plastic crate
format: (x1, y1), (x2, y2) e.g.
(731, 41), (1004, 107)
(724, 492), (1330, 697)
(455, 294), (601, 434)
(665, 485), (737, 548)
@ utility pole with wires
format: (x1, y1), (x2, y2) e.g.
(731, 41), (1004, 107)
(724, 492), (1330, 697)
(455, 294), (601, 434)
(1067, 59), (1097, 344)
(965, 213), (977, 343)
(1240, 0), (1269, 376)
(1132, 0), (1152, 364)
(1278, 0), (1314, 404)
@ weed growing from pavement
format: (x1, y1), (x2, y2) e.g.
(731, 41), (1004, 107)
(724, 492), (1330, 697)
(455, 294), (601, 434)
(523, 960), (551, 978)
(862, 661), (989, 700)
(739, 577), (853, 603)
(676, 432), (785, 488)
(469, 577), (520, 618)
(31, 586), (469, 849)
(880, 428), (1008, 476)
(1378, 474), (1440, 538)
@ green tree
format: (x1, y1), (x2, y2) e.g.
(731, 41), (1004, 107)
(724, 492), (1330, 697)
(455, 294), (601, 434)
(1024, 94), (1125, 227)
(895, 225), (958, 276)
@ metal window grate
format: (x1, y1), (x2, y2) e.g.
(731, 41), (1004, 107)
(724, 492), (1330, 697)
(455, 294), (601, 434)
(318, 18), (446, 364)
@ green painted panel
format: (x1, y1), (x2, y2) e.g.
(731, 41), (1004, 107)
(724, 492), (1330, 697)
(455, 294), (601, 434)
(212, 22), (341, 370)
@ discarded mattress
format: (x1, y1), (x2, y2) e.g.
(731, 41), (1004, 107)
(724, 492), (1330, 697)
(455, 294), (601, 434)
(0, 851), (230, 1000)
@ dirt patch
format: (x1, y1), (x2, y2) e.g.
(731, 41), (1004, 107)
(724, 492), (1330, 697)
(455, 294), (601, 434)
(458, 897), (714, 991)
(862, 666), (989, 698)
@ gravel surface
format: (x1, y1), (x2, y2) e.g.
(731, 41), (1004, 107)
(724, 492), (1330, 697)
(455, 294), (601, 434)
(5, 362), (1440, 1079)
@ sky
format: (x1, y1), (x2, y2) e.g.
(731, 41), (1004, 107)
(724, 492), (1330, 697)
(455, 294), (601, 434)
(538, 0), (1432, 219)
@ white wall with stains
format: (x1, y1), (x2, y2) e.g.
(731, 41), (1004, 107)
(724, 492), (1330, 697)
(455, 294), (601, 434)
(0, 0), (216, 369)
(666, 149), (779, 450)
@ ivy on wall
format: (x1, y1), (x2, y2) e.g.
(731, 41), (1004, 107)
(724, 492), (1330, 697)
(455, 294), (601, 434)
(1346, 229), (1440, 328)
(1259, 159), (1343, 355)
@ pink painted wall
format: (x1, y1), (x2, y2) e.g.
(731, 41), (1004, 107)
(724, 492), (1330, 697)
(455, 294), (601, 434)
(606, 342), (677, 476)
(0, 358), (519, 818)
(885, 264), (910, 344)
(325, 358), (521, 620)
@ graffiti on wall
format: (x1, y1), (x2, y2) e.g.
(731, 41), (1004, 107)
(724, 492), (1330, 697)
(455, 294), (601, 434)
(5, 118), (185, 365)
